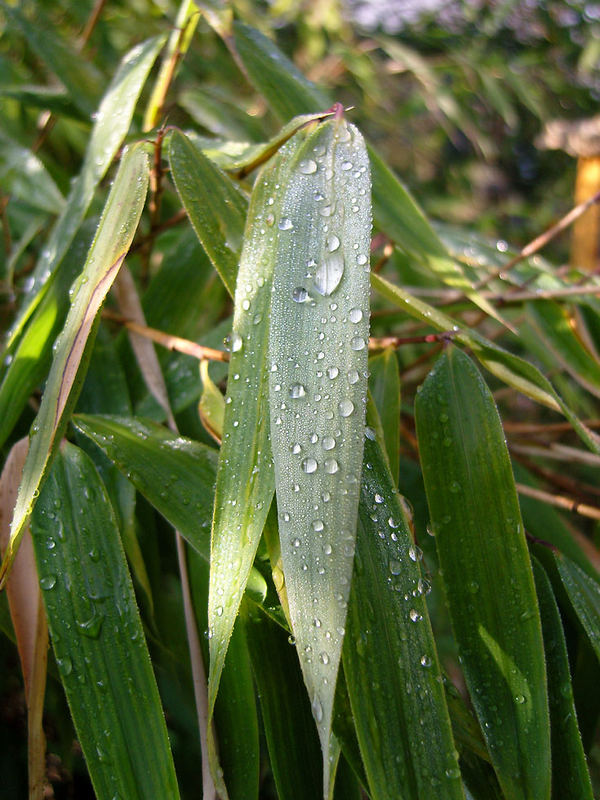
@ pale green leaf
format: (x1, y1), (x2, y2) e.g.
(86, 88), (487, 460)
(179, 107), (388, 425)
(0, 145), (149, 587)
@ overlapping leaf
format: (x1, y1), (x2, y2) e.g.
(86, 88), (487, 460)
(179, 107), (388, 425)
(0, 144), (149, 587)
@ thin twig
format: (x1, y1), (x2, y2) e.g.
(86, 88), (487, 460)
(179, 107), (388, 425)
(129, 209), (187, 254)
(369, 330), (457, 351)
(516, 482), (600, 521)
(102, 309), (229, 362)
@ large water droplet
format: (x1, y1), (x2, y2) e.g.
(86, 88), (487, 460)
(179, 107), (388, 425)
(302, 458), (318, 474)
(40, 575), (57, 590)
(324, 458), (339, 474)
(278, 217), (294, 230)
(338, 400), (354, 417)
(322, 436), (336, 450)
(314, 252), (344, 296)
(349, 308), (363, 323)
(292, 287), (309, 303)
(351, 336), (366, 351)
(327, 234), (340, 252)
(312, 520), (324, 532)
(326, 366), (339, 379)
(290, 383), (306, 399)
(347, 369), (360, 385)
(389, 559), (402, 575)
(298, 158), (317, 174)
(312, 695), (324, 722)
(224, 332), (243, 352)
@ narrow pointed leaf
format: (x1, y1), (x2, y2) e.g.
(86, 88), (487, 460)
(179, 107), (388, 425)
(207, 128), (309, 717)
(72, 414), (216, 560)
(555, 554), (600, 663)
(31, 443), (180, 799)
(373, 272), (600, 454)
(343, 401), (464, 800)
(268, 115), (371, 792)
(532, 559), (593, 799)
(415, 347), (550, 800)
(168, 129), (249, 296)
(6, 35), (164, 348)
(0, 145), (149, 588)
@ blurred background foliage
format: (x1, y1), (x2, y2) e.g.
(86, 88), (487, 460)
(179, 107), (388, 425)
(2, 1), (600, 797)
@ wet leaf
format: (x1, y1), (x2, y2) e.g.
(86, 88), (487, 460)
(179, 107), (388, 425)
(267, 114), (371, 794)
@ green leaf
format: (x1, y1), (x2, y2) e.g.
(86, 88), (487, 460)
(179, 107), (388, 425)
(6, 35), (164, 349)
(267, 115), (371, 795)
(368, 348), (400, 484)
(31, 442), (179, 799)
(72, 414), (216, 560)
(415, 347), (550, 800)
(0, 131), (64, 214)
(245, 599), (323, 800)
(372, 272), (600, 454)
(207, 123), (308, 721)
(532, 559), (593, 800)
(344, 401), (464, 800)
(555, 554), (600, 663)
(168, 129), (249, 296)
(0, 145), (149, 588)
(0, 219), (97, 451)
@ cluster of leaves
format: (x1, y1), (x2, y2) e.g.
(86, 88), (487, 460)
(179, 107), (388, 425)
(1, 2), (600, 799)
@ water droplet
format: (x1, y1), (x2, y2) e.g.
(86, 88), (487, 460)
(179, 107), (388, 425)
(216, 606), (224, 617)
(324, 458), (339, 474)
(365, 426), (376, 440)
(326, 366), (339, 379)
(292, 286), (309, 303)
(338, 400), (354, 417)
(320, 651), (330, 665)
(347, 369), (360, 385)
(350, 336), (366, 350)
(319, 203), (335, 217)
(312, 695), (324, 722)
(57, 656), (72, 676)
(389, 559), (402, 575)
(302, 458), (318, 474)
(420, 654), (432, 668)
(409, 609), (422, 622)
(291, 443), (302, 454)
(327, 234), (340, 252)
(278, 217), (293, 230)
(290, 383), (306, 399)
(292, 538), (301, 548)
(40, 575), (56, 590)
(224, 332), (243, 352)
(349, 308), (363, 323)
(322, 436), (336, 450)
(314, 252), (344, 296)
(408, 544), (423, 562)
(342, 160), (353, 170)
(312, 520), (324, 532)
(323, 543), (332, 555)
(298, 158), (317, 174)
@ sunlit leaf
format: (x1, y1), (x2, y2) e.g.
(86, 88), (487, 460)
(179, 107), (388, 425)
(0, 144), (149, 588)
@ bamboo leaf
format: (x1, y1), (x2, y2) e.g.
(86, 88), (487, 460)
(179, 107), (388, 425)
(31, 442), (180, 799)
(532, 559), (593, 799)
(0, 145), (149, 588)
(168, 129), (249, 296)
(344, 400), (464, 800)
(6, 35), (164, 348)
(415, 347), (550, 800)
(206, 122), (309, 720)
(373, 272), (600, 454)
(267, 114), (371, 794)
(555, 554), (600, 663)
(72, 414), (216, 560)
